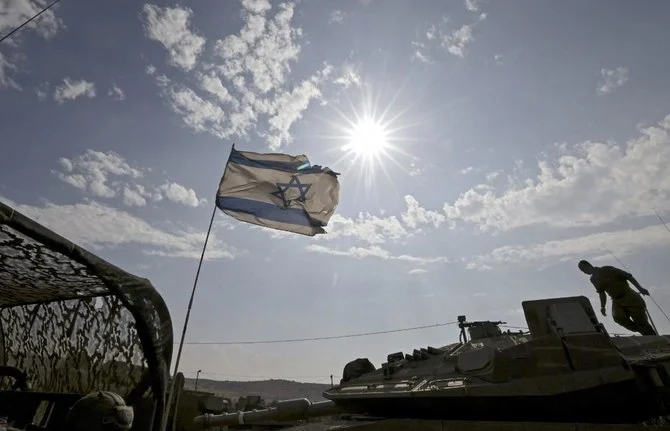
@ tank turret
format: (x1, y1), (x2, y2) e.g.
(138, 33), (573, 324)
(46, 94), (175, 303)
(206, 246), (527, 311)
(193, 398), (342, 429)
(457, 315), (506, 342)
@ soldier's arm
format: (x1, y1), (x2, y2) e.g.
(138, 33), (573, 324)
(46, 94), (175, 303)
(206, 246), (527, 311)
(592, 279), (607, 312)
(627, 275), (650, 295)
(610, 267), (650, 295)
(588, 274), (607, 316)
(628, 275), (642, 289)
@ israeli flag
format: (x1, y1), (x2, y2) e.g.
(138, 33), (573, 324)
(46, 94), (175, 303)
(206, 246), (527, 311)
(215, 146), (340, 236)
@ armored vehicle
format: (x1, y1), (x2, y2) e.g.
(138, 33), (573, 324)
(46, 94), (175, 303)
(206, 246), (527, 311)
(0, 201), (173, 430)
(195, 296), (670, 430)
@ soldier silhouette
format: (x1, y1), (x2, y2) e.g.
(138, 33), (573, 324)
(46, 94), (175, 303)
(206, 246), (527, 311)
(578, 260), (656, 335)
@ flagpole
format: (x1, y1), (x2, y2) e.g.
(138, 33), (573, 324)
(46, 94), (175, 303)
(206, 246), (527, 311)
(162, 203), (216, 430)
(162, 143), (235, 431)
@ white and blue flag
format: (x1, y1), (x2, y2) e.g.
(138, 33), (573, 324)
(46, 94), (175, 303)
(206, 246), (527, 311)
(216, 146), (340, 236)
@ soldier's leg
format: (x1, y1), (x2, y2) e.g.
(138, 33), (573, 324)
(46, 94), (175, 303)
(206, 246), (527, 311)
(612, 301), (639, 333)
(627, 306), (657, 336)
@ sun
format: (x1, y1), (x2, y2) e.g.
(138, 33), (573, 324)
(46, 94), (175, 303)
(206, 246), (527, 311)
(344, 118), (389, 157)
(312, 82), (420, 193)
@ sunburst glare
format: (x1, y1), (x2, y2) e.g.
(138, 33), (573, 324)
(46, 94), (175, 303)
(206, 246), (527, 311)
(314, 81), (421, 197)
(344, 118), (389, 157)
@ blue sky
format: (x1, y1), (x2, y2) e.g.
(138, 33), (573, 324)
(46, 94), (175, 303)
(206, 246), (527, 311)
(2, 0), (670, 385)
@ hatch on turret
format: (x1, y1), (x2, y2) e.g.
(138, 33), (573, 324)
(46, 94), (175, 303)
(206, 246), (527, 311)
(522, 295), (608, 338)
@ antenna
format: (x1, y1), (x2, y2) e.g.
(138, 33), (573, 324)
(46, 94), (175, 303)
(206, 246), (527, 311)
(600, 245), (629, 272)
(0, 0), (63, 45)
(652, 207), (670, 234)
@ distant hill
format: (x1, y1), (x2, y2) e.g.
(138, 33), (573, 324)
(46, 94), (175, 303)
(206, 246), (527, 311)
(184, 378), (331, 402)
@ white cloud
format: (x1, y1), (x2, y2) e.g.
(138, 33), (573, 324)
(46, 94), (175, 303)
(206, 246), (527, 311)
(397, 253), (449, 264)
(54, 149), (205, 208)
(485, 171), (500, 182)
(444, 114), (670, 231)
(306, 244), (449, 265)
(55, 150), (142, 198)
(409, 268), (427, 275)
(408, 160), (423, 176)
(307, 244), (391, 259)
(158, 182), (203, 207)
(241, 0), (271, 15)
(34, 82), (49, 100)
(597, 67), (628, 95)
(0, 52), (20, 90)
(213, 2), (300, 91)
(155, 75), (229, 138)
(329, 10), (345, 23)
(332, 63), (361, 89)
(468, 224), (670, 270)
(199, 73), (235, 104)
(442, 23), (474, 57)
(122, 185), (147, 207)
(466, 261), (492, 271)
(316, 194), (444, 245)
(264, 75), (325, 150)
(411, 42), (433, 64)
(150, 1), (332, 150)
(401, 195), (445, 229)
(0, 197), (241, 260)
(53, 78), (96, 104)
(465, 0), (480, 12)
(142, 4), (205, 72)
(414, 12), (486, 60)
(108, 85), (125, 101)
(57, 150), (143, 197)
(322, 213), (408, 244)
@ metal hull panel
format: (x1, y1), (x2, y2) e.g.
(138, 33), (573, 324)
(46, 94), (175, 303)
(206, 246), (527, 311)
(329, 380), (658, 424)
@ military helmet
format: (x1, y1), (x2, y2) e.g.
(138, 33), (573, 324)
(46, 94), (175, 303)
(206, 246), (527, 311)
(66, 391), (134, 431)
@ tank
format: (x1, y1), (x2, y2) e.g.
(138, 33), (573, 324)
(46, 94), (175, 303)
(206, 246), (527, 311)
(194, 295), (670, 429)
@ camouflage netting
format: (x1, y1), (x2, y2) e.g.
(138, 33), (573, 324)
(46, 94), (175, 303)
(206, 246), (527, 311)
(0, 200), (173, 429)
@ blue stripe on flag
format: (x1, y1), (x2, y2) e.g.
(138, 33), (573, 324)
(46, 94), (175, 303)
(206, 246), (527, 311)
(216, 196), (316, 227)
(230, 149), (324, 174)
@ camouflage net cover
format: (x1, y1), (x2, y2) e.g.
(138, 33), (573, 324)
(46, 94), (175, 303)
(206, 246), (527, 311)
(0, 200), (173, 429)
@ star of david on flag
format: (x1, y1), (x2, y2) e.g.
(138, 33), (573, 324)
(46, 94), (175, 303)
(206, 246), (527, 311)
(215, 145), (340, 236)
(271, 176), (311, 207)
